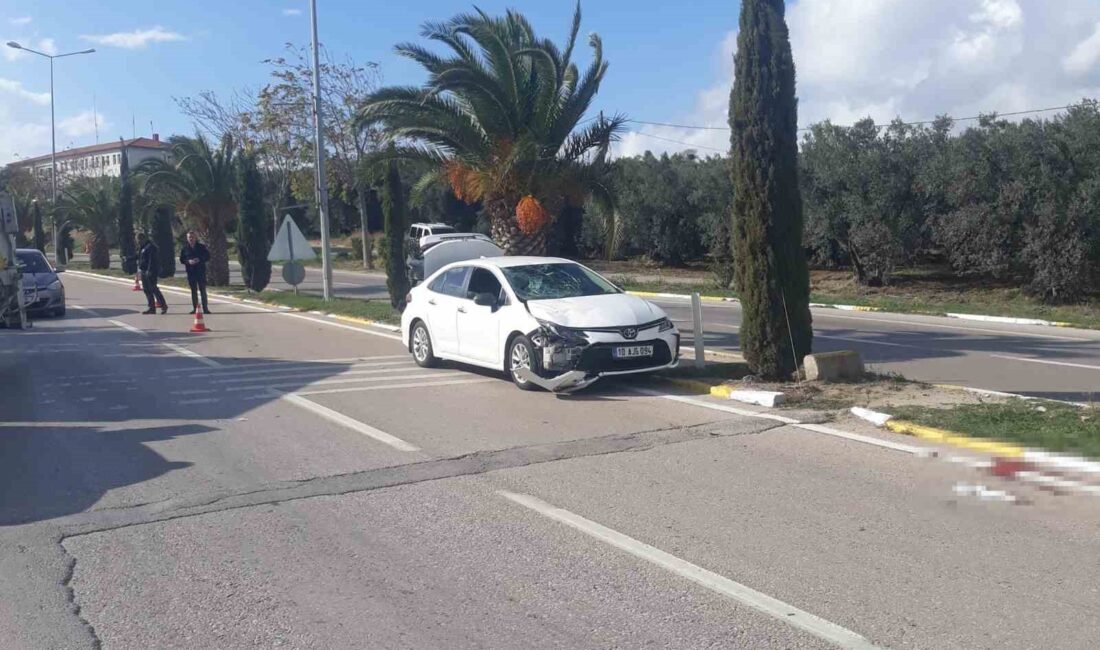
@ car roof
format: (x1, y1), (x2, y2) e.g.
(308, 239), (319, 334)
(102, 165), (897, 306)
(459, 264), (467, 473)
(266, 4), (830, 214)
(471, 256), (576, 269)
(15, 249), (45, 256)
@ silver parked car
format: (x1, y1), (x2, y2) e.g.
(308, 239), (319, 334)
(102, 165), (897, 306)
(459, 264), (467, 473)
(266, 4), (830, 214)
(16, 249), (65, 317)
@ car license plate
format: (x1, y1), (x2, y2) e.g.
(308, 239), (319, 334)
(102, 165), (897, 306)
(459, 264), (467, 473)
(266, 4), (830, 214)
(614, 344), (653, 359)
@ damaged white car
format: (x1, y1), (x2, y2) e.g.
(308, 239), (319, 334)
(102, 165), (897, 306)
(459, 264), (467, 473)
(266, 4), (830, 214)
(401, 250), (680, 393)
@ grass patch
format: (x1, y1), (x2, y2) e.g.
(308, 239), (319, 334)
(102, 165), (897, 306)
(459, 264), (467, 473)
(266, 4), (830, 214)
(891, 400), (1100, 458)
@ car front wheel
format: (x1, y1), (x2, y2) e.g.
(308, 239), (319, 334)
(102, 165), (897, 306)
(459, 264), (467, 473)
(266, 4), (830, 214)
(410, 321), (437, 368)
(507, 335), (541, 391)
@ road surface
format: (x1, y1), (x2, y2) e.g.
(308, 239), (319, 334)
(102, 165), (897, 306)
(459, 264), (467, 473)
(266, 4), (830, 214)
(3, 272), (1100, 649)
(215, 260), (1100, 403)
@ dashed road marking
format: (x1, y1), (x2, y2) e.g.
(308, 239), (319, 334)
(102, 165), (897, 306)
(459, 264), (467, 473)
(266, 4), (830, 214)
(499, 491), (884, 650)
(161, 342), (223, 368)
(278, 391), (420, 452)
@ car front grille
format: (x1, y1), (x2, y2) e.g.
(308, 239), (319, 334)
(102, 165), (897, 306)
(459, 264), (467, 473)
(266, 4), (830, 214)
(577, 339), (673, 372)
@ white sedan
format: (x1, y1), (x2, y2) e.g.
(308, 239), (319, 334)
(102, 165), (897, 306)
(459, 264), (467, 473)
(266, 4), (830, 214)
(401, 256), (680, 392)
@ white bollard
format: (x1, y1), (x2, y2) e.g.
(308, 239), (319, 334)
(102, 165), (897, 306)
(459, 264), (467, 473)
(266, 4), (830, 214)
(691, 292), (705, 370)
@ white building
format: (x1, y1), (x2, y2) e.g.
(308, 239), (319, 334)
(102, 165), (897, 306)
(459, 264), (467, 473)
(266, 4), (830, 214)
(9, 136), (171, 184)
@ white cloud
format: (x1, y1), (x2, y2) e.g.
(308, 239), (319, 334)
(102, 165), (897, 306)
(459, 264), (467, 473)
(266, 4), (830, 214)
(1064, 21), (1100, 76)
(81, 26), (185, 49)
(282, 8), (302, 16)
(617, 0), (1100, 157)
(58, 110), (109, 138)
(9, 16), (32, 26)
(0, 78), (50, 105)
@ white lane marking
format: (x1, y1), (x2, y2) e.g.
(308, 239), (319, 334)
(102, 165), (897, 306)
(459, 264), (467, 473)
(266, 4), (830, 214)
(814, 334), (925, 350)
(205, 362), (415, 384)
(47, 356), (411, 384)
(178, 398), (222, 405)
(218, 371), (462, 392)
(108, 319), (144, 334)
(499, 491), (884, 650)
(279, 391), (419, 452)
(793, 423), (932, 456)
(989, 354), (1100, 372)
(296, 377), (495, 396)
(161, 342), (223, 368)
(70, 304), (102, 317)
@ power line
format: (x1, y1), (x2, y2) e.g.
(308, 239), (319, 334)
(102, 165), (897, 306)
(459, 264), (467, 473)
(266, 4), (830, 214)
(622, 102), (1087, 133)
(631, 131), (726, 152)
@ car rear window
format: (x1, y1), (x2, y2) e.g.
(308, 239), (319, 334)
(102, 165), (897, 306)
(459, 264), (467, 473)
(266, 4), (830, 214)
(16, 251), (51, 274)
(429, 266), (469, 298)
(502, 263), (620, 301)
(428, 225), (456, 235)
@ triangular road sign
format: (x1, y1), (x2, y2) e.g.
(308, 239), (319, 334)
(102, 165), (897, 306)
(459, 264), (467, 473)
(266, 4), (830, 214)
(267, 215), (318, 262)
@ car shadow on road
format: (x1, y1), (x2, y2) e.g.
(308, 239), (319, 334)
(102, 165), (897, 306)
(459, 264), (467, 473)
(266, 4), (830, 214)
(1, 325), (362, 525)
(0, 423), (209, 526)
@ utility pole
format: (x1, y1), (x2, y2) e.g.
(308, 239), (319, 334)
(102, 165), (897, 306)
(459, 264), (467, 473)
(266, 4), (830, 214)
(5, 41), (96, 267)
(309, 0), (333, 301)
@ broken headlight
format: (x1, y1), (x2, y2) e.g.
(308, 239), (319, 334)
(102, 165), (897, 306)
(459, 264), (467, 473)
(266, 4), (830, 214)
(534, 319), (589, 371)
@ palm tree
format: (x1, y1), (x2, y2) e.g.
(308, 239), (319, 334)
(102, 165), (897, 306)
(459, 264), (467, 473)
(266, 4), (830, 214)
(58, 179), (118, 269)
(355, 4), (623, 255)
(137, 134), (238, 285)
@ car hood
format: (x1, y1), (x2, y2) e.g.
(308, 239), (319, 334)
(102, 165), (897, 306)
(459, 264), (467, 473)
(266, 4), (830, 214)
(525, 293), (666, 328)
(22, 272), (59, 289)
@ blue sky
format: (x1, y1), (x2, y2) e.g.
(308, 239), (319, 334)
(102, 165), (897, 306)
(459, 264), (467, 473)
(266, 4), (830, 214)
(3, 1), (1100, 161)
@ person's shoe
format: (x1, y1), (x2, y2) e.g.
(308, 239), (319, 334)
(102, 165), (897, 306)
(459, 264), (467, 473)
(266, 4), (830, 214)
(160, 306), (168, 315)
(141, 308), (156, 315)
(202, 308), (212, 315)
(188, 308), (196, 315)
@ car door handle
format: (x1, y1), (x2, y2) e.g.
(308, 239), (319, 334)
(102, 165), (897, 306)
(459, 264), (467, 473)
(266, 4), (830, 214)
(457, 306), (467, 313)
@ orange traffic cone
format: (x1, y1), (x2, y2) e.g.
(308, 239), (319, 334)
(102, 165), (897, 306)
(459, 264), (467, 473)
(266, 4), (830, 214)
(131, 274), (142, 291)
(190, 310), (210, 333)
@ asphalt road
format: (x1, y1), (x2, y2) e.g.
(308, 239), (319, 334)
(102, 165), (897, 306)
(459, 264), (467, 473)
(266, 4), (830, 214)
(228, 260), (1100, 403)
(3, 272), (1100, 649)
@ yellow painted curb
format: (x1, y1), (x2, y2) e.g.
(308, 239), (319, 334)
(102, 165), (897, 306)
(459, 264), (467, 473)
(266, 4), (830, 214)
(330, 314), (397, 329)
(885, 420), (1025, 458)
(626, 291), (663, 298)
(850, 305), (881, 312)
(710, 384), (733, 398)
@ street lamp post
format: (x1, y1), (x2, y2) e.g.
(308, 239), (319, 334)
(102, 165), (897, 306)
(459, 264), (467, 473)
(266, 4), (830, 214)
(308, 0), (334, 301)
(6, 41), (95, 267)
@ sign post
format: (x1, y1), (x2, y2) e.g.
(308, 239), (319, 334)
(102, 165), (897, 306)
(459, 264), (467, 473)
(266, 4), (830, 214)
(267, 215), (317, 295)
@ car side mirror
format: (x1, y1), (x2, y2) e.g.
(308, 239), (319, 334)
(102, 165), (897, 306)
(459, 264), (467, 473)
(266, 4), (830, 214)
(54, 267), (65, 273)
(473, 292), (497, 307)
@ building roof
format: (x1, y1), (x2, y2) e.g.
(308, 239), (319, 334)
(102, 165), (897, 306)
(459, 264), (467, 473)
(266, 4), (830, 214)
(11, 137), (170, 167)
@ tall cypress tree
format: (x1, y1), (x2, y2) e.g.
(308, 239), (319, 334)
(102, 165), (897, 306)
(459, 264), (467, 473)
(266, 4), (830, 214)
(729, 0), (812, 379)
(118, 145), (136, 273)
(236, 153), (272, 292)
(382, 160), (410, 311)
(152, 205), (176, 278)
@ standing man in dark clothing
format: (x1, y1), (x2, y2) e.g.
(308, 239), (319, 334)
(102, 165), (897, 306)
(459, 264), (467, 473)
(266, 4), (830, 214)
(137, 233), (167, 315)
(180, 230), (211, 315)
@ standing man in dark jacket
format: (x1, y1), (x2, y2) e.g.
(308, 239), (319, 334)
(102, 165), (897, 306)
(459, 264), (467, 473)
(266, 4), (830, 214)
(179, 230), (211, 314)
(137, 233), (167, 314)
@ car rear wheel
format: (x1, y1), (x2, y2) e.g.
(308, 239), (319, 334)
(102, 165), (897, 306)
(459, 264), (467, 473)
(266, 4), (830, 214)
(508, 335), (541, 391)
(410, 321), (437, 368)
